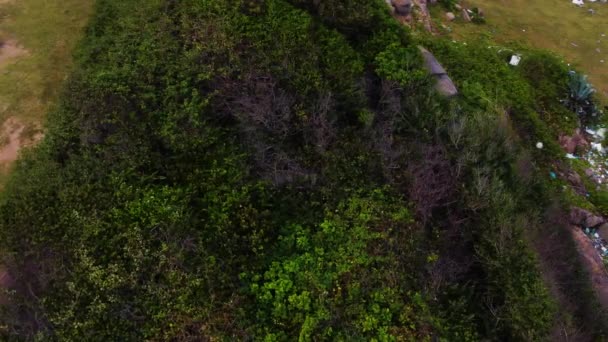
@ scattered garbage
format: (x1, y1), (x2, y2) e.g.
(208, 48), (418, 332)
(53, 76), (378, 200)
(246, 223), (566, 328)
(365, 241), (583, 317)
(536, 141), (544, 149)
(572, 0), (584, 6)
(550, 171), (558, 179)
(580, 126), (608, 186)
(592, 142), (604, 153)
(509, 55), (521, 66)
(583, 227), (608, 260)
(566, 153), (578, 159)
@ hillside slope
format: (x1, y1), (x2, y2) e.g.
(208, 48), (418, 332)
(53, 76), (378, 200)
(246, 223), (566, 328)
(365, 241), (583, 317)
(0, 0), (606, 340)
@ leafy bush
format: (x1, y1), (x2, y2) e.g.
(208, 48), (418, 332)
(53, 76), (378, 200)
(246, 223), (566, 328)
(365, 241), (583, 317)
(565, 72), (600, 124)
(0, 0), (601, 340)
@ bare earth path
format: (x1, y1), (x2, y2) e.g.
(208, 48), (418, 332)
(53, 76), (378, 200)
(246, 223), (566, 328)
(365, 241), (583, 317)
(0, 0), (93, 175)
(571, 226), (608, 308)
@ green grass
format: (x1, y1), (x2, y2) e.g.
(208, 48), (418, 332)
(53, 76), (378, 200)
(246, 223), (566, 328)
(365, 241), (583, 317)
(0, 0), (94, 126)
(446, 0), (608, 104)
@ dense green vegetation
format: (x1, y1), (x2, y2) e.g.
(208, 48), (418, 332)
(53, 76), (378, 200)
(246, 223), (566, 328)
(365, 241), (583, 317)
(0, 0), (606, 340)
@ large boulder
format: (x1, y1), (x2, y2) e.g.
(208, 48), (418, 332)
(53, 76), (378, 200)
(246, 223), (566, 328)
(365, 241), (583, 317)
(570, 207), (605, 227)
(418, 46), (458, 97)
(392, 0), (413, 16)
(559, 129), (589, 154)
(586, 215), (605, 228)
(598, 222), (608, 241)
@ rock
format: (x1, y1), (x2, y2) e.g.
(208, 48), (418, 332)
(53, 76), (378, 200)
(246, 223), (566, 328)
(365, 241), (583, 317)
(598, 223), (608, 241)
(586, 215), (604, 228)
(567, 171), (583, 188)
(570, 207), (604, 227)
(570, 207), (589, 226)
(462, 8), (471, 22)
(435, 75), (459, 97)
(392, 0), (413, 16)
(454, 3), (462, 10)
(559, 129), (589, 154)
(446, 12), (456, 21)
(570, 208), (606, 228)
(418, 46), (458, 97)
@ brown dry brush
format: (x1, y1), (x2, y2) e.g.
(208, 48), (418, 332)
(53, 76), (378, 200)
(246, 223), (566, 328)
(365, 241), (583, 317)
(373, 80), (403, 181)
(217, 73), (338, 186)
(406, 143), (457, 225)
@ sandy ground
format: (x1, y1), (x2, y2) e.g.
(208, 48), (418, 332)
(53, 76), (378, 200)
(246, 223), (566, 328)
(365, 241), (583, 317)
(0, 39), (26, 67)
(0, 117), (42, 169)
(0, 39), (37, 169)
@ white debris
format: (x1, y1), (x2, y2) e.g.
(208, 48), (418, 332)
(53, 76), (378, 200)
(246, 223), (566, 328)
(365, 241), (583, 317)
(566, 153), (577, 159)
(536, 142), (544, 149)
(592, 142), (603, 152)
(597, 128), (606, 138)
(509, 55), (521, 66)
(572, 0), (584, 6)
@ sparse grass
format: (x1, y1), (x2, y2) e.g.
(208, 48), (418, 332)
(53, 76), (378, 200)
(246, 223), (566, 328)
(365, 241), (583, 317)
(0, 0), (94, 126)
(445, 0), (608, 103)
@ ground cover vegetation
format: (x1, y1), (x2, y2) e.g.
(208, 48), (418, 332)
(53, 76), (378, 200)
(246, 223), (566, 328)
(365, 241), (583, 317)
(0, 0), (606, 340)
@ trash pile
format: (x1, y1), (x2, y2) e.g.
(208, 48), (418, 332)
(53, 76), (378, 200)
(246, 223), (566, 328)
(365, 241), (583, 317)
(584, 227), (608, 262)
(582, 127), (608, 186)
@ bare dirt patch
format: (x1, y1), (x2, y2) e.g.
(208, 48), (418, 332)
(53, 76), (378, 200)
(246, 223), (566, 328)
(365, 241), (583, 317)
(0, 117), (42, 170)
(570, 226), (608, 308)
(0, 39), (26, 67)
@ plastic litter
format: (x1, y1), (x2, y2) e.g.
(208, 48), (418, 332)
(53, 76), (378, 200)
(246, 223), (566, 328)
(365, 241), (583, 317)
(509, 55), (521, 66)
(550, 171), (557, 179)
(566, 153), (577, 159)
(536, 142), (544, 149)
(572, 0), (584, 6)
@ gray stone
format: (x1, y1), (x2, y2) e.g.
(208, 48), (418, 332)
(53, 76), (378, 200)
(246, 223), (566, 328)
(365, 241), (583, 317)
(418, 46), (458, 97)
(392, 0), (413, 16)
(446, 12), (456, 21)
(586, 215), (604, 228)
(567, 171), (583, 188)
(559, 129), (589, 154)
(570, 207), (595, 226)
(462, 8), (471, 22)
(598, 223), (608, 241)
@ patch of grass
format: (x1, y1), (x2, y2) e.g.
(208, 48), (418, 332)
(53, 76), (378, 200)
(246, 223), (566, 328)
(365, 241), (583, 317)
(447, 0), (608, 104)
(0, 0), (94, 126)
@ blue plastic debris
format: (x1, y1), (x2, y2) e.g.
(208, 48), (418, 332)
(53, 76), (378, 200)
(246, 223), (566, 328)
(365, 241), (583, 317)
(550, 171), (557, 179)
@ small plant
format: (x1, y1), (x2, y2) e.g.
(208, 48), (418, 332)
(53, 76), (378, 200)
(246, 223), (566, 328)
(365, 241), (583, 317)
(471, 8), (486, 24)
(438, 0), (458, 11)
(564, 72), (599, 123)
